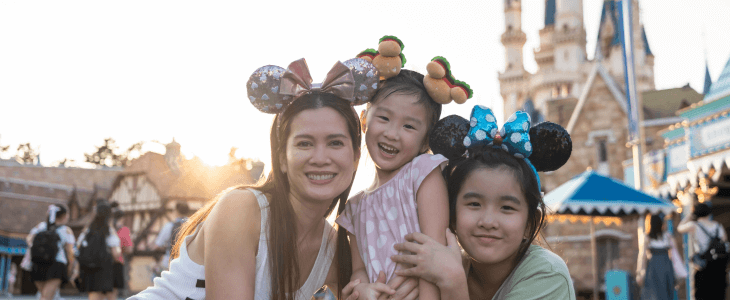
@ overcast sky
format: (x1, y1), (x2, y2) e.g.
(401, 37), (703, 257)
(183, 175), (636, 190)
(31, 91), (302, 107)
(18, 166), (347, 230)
(1, 0), (729, 192)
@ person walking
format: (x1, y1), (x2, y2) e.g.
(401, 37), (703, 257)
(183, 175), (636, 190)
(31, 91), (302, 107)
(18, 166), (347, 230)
(678, 203), (729, 300)
(77, 200), (122, 300)
(153, 202), (190, 271)
(637, 214), (681, 300)
(27, 204), (75, 300)
(110, 202), (133, 299)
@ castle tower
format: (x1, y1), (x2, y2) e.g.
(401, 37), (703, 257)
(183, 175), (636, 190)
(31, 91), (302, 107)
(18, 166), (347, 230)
(554, 0), (586, 71)
(498, 0), (529, 118)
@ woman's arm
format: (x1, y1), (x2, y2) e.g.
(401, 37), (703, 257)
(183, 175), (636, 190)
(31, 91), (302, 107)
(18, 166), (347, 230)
(204, 189), (261, 299)
(392, 231), (468, 300)
(415, 169), (449, 300)
(677, 213), (695, 234)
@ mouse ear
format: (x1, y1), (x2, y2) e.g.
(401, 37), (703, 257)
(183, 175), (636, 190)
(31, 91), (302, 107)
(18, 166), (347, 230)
(528, 122), (572, 172)
(429, 115), (470, 160)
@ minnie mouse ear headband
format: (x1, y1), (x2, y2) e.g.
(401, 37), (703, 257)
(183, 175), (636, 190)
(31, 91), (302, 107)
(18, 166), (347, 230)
(356, 36), (473, 105)
(247, 58), (379, 114)
(429, 105), (572, 191)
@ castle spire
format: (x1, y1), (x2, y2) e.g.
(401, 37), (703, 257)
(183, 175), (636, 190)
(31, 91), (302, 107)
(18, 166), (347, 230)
(501, 0), (527, 72)
(704, 60), (713, 95)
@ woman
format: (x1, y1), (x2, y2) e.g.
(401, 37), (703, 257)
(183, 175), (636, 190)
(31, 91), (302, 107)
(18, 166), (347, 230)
(77, 200), (122, 300)
(637, 214), (680, 300)
(28, 204), (75, 300)
(356, 146), (575, 300)
(132, 91), (364, 299)
(678, 203), (729, 300)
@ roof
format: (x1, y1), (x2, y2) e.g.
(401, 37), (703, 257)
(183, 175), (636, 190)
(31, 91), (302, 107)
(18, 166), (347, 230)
(566, 62), (628, 133)
(0, 177), (72, 236)
(544, 0), (556, 26)
(641, 85), (703, 120)
(115, 152), (256, 201)
(0, 165), (120, 191)
(544, 171), (676, 216)
(596, 1), (652, 56)
(704, 53), (730, 103)
(704, 62), (713, 95)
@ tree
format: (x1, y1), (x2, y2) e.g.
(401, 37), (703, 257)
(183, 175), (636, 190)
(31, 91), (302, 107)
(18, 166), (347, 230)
(84, 138), (143, 167)
(16, 143), (39, 164)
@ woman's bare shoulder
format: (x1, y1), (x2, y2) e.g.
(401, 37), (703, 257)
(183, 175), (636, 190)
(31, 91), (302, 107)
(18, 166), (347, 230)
(206, 188), (263, 237)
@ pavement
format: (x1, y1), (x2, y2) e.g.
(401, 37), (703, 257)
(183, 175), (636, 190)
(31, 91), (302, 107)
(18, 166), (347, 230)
(3, 295), (126, 300)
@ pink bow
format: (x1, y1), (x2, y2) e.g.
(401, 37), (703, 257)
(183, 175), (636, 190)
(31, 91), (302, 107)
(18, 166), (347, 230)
(279, 58), (355, 102)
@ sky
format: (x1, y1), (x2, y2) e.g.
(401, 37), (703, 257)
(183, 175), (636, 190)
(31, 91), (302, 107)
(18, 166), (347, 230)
(1, 0), (729, 193)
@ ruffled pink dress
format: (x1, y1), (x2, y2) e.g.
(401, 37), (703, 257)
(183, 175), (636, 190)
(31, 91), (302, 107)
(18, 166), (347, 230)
(336, 153), (447, 282)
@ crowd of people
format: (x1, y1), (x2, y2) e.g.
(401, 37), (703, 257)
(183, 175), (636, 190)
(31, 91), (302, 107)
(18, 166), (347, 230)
(22, 200), (136, 300)
(20, 36), (730, 300)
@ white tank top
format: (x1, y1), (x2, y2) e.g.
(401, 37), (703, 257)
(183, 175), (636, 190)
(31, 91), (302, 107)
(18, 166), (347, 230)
(128, 188), (336, 300)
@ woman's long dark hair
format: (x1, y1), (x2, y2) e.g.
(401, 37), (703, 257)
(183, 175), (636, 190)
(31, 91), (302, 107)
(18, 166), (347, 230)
(443, 146), (546, 263)
(90, 200), (112, 238)
(647, 214), (664, 240)
(171, 92), (359, 299)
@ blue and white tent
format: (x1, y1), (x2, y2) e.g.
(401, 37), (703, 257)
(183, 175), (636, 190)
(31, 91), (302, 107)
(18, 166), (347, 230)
(544, 171), (676, 217)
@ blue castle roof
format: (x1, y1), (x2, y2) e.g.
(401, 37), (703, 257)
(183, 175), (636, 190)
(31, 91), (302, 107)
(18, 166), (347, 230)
(545, 0), (556, 26)
(596, 0), (653, 56)
(704, 53), (730, 103)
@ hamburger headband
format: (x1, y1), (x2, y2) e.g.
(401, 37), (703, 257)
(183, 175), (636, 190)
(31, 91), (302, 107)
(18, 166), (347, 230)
(356, 35), (474, 105)
(429, 105), (572, 191)
(246, 57), (379, 115)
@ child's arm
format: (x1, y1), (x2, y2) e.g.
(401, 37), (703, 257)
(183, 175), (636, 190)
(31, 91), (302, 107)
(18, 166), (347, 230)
(415, 168), (449, 300)
(349, 233), (395, 300)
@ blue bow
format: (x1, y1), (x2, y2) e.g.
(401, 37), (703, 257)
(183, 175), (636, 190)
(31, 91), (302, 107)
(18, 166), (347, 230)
(462, 105), (533, 158)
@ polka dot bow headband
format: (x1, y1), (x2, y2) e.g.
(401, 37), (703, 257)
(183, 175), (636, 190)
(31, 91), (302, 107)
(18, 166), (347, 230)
(247, 58), (380, 114)
(463, 105), (532, 159)
(428, 105), (572, 190)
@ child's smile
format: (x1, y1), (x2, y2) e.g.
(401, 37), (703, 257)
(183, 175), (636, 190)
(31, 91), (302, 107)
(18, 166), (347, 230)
(365, 93), (429, 183)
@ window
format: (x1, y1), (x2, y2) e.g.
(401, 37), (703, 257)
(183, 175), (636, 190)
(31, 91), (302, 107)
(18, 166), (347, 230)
(597, 139), (609, 175)
(552, 87), (559, 98)
(598, 139), (608, 163)
(560, 84), (570, 97)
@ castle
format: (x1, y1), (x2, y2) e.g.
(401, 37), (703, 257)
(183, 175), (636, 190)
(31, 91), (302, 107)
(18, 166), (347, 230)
(497, 0), (707, 296)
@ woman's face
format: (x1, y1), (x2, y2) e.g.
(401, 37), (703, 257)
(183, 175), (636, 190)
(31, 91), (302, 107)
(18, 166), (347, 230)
(281, 106), (358, 205)
(454, 167), (529, 267)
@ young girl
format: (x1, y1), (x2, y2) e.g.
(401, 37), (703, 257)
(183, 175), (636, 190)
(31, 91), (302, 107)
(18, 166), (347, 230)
(637, 214), (681, 300)
(384, 106), (575, 299)
(28, 204), (75, 300)
(336, 68), (452, 300)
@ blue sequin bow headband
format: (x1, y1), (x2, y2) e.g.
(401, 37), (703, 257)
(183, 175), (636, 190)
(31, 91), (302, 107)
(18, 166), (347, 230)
(463, 105), (532, 158)
(462, 105), (542, 190)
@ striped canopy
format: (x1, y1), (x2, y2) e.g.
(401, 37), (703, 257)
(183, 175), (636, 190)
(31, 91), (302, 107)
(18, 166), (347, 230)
(544, 171), (676, 216)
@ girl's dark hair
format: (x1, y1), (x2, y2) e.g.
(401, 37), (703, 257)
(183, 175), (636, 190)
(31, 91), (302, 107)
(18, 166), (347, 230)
(647, 214), (664, 240)
(443, 146), (545, 262)
(47, 205), (68, 226)
(90, 200), (112, 238)
(366, 69), (442, 152)
(694, 203), (712, 218)
(171, 91), (360, 300)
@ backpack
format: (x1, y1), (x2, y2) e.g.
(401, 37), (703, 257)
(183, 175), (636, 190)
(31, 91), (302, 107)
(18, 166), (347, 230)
(692, 222), (729, 270)
(167, 218), (186, 252)
(77, 229), (113, 270)
(30, 223), (60, 264)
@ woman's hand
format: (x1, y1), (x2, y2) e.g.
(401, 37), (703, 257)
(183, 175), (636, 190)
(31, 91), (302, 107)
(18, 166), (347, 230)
(342, 279), (361, 300)
(391, 229), (464, 289)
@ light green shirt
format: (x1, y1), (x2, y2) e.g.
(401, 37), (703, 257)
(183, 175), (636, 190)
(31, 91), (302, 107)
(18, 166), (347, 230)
(491, 245), (576, 300)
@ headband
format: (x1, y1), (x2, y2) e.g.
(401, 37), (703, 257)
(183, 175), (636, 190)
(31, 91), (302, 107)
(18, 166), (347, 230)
(429, 105), (572, 191)
(356, 36), (473, 105)
(247, 58), (379, 114)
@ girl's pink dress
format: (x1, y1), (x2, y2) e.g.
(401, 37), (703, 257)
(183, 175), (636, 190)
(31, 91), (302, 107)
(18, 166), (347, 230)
(336, 153), (447, 282)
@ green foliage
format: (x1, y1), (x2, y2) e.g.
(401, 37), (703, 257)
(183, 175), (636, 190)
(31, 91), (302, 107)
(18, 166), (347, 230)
(84, 138), (143, 167)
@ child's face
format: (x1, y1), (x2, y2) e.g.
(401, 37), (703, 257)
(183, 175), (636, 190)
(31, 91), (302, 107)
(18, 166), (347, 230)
(453, 167), (529, 267)
(364, 93), (430, 174)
